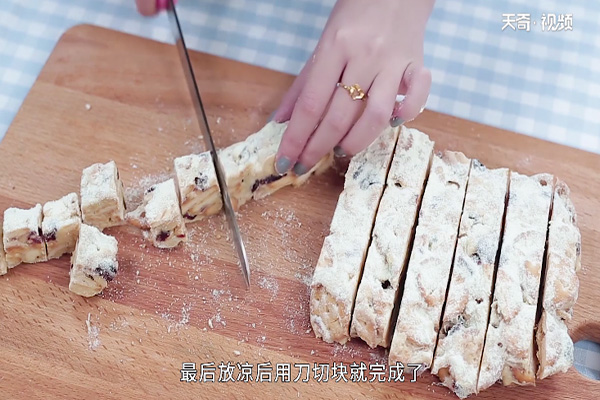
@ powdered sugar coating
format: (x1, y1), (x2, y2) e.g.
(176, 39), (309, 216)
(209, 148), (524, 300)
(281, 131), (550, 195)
(42, 192), (82, 260)
(174, 153), (221, 223)
(389, 151), (471, 373)
(80, 160), (126, 230)
(478, 172), (553, 390)
(3, 204), (42, 235)
(127, 179), (187, 249)
(3, 204), (47, 268)
(351, 127), (434, 348)
(69, 223), (119, 297)
(310, 126), (399, 345)
(432, 162), (509, 398)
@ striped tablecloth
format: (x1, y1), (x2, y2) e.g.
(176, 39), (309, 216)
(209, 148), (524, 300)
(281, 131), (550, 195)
(0, 0), (598, 381)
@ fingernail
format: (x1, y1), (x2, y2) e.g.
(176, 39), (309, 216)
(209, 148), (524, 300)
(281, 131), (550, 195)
(390, 116), (404, 128)
(333, 146), (346, 157)
(293, 162), (309, 176)
(275, 156), (291, 175)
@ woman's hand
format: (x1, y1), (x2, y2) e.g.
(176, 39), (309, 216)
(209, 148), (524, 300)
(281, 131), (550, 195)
(134, 0), (434, 175)
(273, 0), (434, 175)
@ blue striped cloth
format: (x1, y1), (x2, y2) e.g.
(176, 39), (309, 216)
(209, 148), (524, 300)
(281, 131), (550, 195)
(0, 0), (598, 381)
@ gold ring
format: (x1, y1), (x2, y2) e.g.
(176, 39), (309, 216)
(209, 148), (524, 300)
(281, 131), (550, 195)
(336, 82), (367, 101)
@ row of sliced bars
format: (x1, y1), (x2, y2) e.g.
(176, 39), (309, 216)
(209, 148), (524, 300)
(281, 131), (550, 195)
(309, 125), (581, 398)
(1, 121), (333, 294)
(0, 190), (119, 297)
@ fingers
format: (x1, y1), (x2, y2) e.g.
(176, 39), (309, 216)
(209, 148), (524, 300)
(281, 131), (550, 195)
(272, 60), (312, 123)
(274, 49), (345, 175)
(136, 0), (158, 16)
(292, 67), (373, 174)
(337, 69), (402, 156)
(392, 63), (431, 123)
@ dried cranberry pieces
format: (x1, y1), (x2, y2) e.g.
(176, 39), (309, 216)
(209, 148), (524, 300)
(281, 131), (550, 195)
(44, 228), (57, 242)
(95, 260), (117, 282)
(251, 174), (284, 192)
(27, 231), (43, 245)
(156, 231), (170, 242)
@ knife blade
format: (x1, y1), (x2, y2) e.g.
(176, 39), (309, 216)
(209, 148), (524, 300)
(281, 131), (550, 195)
(166, 0), (250, 288)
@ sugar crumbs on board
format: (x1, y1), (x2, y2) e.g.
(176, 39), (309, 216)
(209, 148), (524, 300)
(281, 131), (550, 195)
(84, 167), (329, 357)
(86, 313), (100, 351)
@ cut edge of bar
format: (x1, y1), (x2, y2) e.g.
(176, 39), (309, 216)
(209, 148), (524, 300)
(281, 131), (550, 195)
(385, 144), (435, 347)
(533, 175), (557, 377)
(347, 127), (401, 336)
(474, 168), (512, 392)
(430, 157), (474, 367)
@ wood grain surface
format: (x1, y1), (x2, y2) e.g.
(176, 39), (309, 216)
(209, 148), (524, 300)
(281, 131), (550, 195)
(0, 24), (598, 399)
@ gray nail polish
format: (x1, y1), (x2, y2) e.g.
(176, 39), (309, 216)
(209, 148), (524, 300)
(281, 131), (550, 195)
(275, 157), (291, 175)
(293, 162), (309, 176)
(333, 146), (346, 157)
(390, 116), (404, 128)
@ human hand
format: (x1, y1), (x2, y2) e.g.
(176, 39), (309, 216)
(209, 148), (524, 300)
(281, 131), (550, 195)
(273, 0), (434, 175)
(135, 0), (175, 16)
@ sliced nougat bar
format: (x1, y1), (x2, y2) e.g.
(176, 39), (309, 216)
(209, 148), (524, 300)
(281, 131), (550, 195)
(42, 193), (82, 260)
(174, 152), (221, 223)
(478, 173), (553, 390)
(80, 160), (126, 230)
(350, 127), (434, 348)
(69, 224), (119, 297)
(388, 151), (471, 373)
(0, 229), (7, 275)
(431, 162), (509, 399)
(227, 121), (333, 202)
(126, 179), (187, 248)
(173, 121), (333, 222)
(536, 180), (581, 379)
(310, 126), (399, 345)
(3, 204), (47, 268)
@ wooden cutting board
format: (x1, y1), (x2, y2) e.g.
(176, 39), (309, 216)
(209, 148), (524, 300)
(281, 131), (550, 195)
(0, 24), (598, 399)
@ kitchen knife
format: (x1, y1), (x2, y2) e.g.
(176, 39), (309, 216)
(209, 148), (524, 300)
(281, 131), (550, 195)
(166, 0), (250, 288)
